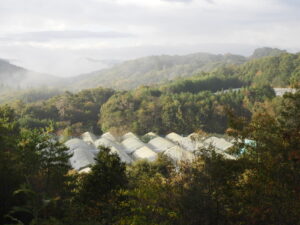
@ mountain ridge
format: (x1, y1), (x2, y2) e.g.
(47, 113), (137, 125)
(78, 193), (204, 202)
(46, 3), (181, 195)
(68, 47), (288, 90)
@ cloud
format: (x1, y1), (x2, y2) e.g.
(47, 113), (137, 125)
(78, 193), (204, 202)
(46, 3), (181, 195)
(0, 30), (134, 42)
(162, 0), (213, 3)
(162, 0), (193, 3)
(0, 0), (299, 76)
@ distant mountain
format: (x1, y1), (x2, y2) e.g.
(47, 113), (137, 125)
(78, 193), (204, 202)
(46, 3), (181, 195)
(0, 59), (63, 92)
(250, 47), (287, 59)
(69, 52), (247, 90)
(0, 47), (290, 95)
(70, 47), (289, 91)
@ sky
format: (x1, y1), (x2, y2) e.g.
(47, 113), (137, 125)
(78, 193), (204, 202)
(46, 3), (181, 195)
(0, 0), (299, 77)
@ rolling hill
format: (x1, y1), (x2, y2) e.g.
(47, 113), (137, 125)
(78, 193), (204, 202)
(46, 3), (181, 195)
(69, 47), (290, 91)
(69, 52), (247, 90)
(0, 58), (63, 92)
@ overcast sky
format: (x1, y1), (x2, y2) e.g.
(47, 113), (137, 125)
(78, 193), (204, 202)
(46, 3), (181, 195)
(0, 0), (299, 77)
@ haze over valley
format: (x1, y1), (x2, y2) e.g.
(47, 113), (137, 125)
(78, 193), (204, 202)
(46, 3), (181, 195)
(1, 1), (300, 225)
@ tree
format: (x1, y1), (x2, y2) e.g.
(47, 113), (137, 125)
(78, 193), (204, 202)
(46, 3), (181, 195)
(225, 90), (300, 225)
(74, 146), (127, 224)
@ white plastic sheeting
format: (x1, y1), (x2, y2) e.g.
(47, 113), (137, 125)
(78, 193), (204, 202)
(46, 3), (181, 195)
(65, 138), (94, 153)
(94, 137), (133, 163)
(164, 146), (195, 162)
(166, 132), (183, 143)
(132, 146), (158, 162)
(69, 147), (95, 171)
(81, 132), (97, 146)
(110, 146), (133, 164)
(95, 137), (118, 149)
(121, 137), (146, 154)
(66, 131), (238, 172)
(166, 132), (198, 152)
(215, 149), (236, 160)
(148, 136), (175, 153)
(274, 88), (296, 97)
(144, 132), (157, 139)
(122, 132), (138, 140)
(204, 137), (233, 151)
(101, 132), (117, 141)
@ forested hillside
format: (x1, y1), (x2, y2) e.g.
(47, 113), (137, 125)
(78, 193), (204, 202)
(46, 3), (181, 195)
(69, 47), (294, 90)
(0, 48), (297, 105)
(69, 52), (247, 90)
(249, 47), (287, 59)
(2, 49), (299, 138)
(9, 80), (275, 138)
(1, 89), (299, 225)
(1, 48), (299, 225)
(236, 52), (300, 87)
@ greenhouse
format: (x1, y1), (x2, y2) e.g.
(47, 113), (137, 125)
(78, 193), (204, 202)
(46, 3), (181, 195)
(69, 147), (96, 171)
(132, 146), (158, 162)
(101, 132), (117, 141)
(204, 137), (233, 151)
(164, 146), (195, 162)
(122, 132), (138, 141)
(121, 137), (146, 154)
(148, 136), (175, 153)
(81, 132), (97, 146)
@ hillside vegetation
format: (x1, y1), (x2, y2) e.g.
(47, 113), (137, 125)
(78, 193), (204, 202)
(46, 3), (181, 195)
(68, 47), (293, 90)
(69, 52), (247, 90)
(1, 89), (299, 225)
(1, 47), (300, 225)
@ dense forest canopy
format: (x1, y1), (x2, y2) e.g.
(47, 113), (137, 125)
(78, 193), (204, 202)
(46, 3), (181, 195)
(1, 48), (300, 224)
(0, 89), (299, 225)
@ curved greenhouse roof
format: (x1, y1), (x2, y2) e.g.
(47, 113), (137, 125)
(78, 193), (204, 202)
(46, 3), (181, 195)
(164, 146), (195, 163)
(101, 132), (117, 141)
(204, 137), (233, 151)
(65, 131), (237, 171)
(148, 137), (175, 153)
(132, 146), (158, 162)
(81, 132), (97, 146)
(65, 138), (93, 153)
(110, 146), (133, 164)
(166, 132), (183, 143)
(122, 132), (138, 141)
(166, 132), (197, 152)
(95, 137), (118, 149)
(121, 137), (146, 154)
(69, 147), (96, 171)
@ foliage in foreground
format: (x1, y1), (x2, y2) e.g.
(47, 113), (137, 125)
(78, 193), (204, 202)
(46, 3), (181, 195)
(1, 90), (300, 225)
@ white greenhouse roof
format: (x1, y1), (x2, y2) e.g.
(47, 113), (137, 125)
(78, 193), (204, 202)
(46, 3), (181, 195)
(166, 132), (183, 143)
(81, 132), (97, 146)
(101, 132), (117, 141)
(69, 147), (96, 171)
(166, 132), (198, 152)
(122, 132), (138, 141)
(132, 146), (158, 162)
(94, 137), (133, 164)
(65, 131), (238, 171)
(144, 132), (157, 138)
(164, 146), (195, 163)
(204, 137), (233, 151)
(148, 136), (175, 153)
(65, 138), (94, 153)
(215, 149), (236, 160)
(121, 137), (146, 154)
(274, 88), (296, 97)
(95, 137), (118, 149)
(109, 146), (133, 164)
